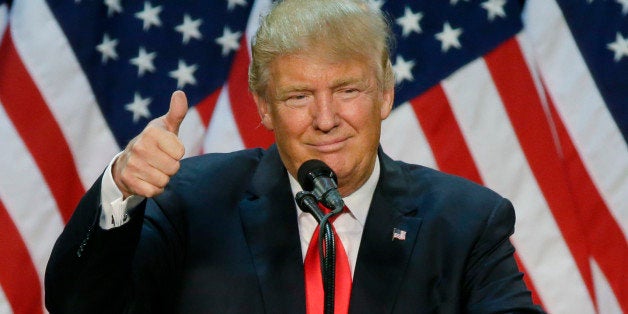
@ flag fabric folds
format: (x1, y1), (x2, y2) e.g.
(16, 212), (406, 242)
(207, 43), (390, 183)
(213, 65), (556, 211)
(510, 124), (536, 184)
(0, 0), (625, 313)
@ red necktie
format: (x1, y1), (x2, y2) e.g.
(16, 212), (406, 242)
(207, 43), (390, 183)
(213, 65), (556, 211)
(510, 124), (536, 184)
(304, 204), (352, 314)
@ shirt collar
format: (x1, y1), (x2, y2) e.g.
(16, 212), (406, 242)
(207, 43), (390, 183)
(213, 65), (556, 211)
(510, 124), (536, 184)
(288, 156), (380, 227)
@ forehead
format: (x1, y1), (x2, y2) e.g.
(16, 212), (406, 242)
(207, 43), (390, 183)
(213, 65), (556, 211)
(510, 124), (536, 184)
(268, 53), (376, 90)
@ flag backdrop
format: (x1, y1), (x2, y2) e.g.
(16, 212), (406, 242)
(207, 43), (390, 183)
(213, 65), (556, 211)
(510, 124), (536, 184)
(0, 0), (626, 313)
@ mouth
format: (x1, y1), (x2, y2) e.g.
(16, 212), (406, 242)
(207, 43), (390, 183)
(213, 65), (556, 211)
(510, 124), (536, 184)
(309, 137), (349, 153)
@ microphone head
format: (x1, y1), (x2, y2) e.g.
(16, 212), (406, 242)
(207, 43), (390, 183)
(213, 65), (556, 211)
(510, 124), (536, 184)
(297, 159), (337, 191)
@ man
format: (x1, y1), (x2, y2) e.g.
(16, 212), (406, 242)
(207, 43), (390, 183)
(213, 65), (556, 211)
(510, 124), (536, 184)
(45, 0), (544, 313)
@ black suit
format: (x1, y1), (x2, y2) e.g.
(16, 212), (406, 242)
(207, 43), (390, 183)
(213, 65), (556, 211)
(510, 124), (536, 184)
(45, 145), (544, 313)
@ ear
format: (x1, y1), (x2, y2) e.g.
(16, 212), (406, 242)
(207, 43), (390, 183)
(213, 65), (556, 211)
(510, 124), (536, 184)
(253, 93), (274, 130)
(380, 88), (394, 120)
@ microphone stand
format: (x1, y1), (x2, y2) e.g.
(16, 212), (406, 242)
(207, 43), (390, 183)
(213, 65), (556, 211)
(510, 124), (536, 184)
(296, 191), (341, 314)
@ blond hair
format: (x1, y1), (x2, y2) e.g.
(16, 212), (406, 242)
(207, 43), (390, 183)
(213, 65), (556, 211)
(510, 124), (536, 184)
(249, 0), (394, 100)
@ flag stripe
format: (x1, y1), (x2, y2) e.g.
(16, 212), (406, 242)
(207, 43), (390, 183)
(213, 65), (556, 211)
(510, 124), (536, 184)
(381, 103), (437, 169)
(195, 89), (221, 128)
(523, 0), (628, 236)
(591, 258), (623, 314)
(11, 0), (120, 187)
(0, 31), (83, 222)
(178, 107), (207, 158)
(409, 85), (482, 184)
(442, 58), (595, 314)
(484, 37), (597, 300)
(547, 96), (628, 312)
(0, 99), (67, 283)
(409, 83), (545, 307)
(513, 255), (545, 308)
(0, 199), (43, 314)
(203, 86), (247, 154)
(227, 36), (274, 149)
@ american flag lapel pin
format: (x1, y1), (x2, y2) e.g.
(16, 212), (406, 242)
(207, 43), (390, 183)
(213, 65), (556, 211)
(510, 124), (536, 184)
(392, 228), (407, 241)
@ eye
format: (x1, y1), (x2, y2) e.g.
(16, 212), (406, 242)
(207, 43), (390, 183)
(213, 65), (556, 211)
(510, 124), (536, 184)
(336, 88), (360, 100)
(284, 93), (312, 108)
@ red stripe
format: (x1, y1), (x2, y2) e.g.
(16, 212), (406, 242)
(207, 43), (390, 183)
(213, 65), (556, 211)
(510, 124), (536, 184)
(410, 84), (545, 308)
(547, 95), (628, 313)
(409, 85), (482, 184)
(0, 198), (43, 314)
(484, 37), (599, 301)
(227, 37), (274, 149)
(195, 88), (221, 128)
(0, 30), (84, 223)
(514, 254), (545, 308)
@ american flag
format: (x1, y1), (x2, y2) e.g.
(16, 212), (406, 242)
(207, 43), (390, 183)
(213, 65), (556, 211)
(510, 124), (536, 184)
(0, 0), (625, 313)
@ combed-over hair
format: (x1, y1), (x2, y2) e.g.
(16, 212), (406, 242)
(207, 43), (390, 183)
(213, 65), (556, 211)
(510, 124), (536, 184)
(249, 0), (395, 100)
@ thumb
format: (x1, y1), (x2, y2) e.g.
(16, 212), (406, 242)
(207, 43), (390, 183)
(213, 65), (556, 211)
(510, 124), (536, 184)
(163, 90), (188, 135)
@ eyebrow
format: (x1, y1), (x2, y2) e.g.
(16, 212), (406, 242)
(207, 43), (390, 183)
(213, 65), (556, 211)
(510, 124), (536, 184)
(273, 74), (370, 98)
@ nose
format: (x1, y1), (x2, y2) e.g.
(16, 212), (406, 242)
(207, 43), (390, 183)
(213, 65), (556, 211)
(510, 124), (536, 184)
(311, 93), (339, 132)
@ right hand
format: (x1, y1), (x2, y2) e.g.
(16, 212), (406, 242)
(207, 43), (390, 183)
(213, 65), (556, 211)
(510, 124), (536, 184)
(113, 91), (188, 199)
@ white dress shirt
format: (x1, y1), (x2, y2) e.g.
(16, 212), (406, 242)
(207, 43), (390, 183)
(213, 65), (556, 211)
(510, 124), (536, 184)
(100, 155), (381, 277)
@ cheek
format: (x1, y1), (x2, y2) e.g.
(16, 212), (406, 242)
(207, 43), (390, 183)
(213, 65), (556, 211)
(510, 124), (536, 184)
(271, 109), (311, 141)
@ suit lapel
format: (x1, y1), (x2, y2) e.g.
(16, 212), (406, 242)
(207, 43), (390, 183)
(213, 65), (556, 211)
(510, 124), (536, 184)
(349, 151), (423, 314)
(238, 146), (306, 314)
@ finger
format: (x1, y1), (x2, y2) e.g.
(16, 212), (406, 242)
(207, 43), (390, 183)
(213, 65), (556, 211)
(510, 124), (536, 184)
(124, 176), (165, 198)
(157, 131), (186, 161)
(163, 90), (188, 135)
(145, 146), (181, 176)
(119, 153), (172, 197)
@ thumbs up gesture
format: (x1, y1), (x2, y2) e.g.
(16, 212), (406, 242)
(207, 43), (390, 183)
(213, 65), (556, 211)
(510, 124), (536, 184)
(113, 91), (188, 198)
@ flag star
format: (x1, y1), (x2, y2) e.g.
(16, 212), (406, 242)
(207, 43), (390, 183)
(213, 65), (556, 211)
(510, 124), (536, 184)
(367, 0), (385, 11)
(135, 1), (163, 31)
(481, 0), (507, 21)
(392, 55), (415, 84)
(396, 6), (423, 37)
(607, 32), (628, 62)
(617, 0), (628, 14)
(96, 33), (119, 64)
(104, 0), (123, 16)
(169, 60), (198, 88)
(175, 14), (203, 44)
(125, 92), (152, 123)
(227, 0), (248, 11)
(130, 47), (157, 77)
(435, 22), (463, 53)
(215, 26), (242, 56)
(450, 0), (469, 5)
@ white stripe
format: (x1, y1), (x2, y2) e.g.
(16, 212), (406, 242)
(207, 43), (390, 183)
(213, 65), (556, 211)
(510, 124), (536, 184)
(0, 101), (65, 312)
(179, 107), (206, 158)
(0, 287), (11, 314)
(0, 4), (8, 44)
(523, 0), (628, 236)
(591, 258), (623, 314)
(10, 0), (120, 188)
(203, 84), (246, 153)
(381, 102), (437, 169)
(442, 58), (596, 314)
(515, 33), (563, 156)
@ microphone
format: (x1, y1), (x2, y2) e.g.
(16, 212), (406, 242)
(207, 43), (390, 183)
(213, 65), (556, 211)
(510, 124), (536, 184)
(297, 159), (344, 212)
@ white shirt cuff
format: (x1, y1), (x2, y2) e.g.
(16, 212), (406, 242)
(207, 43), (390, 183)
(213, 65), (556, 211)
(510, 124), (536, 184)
(99, 153), (145, 230)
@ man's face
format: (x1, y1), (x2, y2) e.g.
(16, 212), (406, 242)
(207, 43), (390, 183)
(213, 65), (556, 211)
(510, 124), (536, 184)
(255, 53), (394, 196)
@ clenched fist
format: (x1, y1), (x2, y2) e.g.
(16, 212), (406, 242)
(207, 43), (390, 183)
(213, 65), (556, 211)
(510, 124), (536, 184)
(113, 91), (188, 198)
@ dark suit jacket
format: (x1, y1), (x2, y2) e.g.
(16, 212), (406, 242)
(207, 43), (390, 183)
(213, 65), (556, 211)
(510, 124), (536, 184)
(45, 145), (544, 313)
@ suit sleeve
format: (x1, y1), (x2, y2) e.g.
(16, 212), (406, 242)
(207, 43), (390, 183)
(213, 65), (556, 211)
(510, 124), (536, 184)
(44, 175), (152, 313)
(463, 198), (546, 314)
